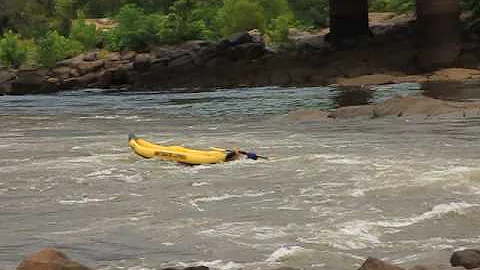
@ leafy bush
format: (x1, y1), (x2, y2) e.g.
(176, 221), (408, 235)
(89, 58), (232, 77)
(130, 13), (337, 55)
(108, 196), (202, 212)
(159, 0), (221, 43)
(37, 31), (83, 67)
(107, 4), (161, 51)
(70, 19), (99, 50)
(258, 0), (292, 23)
(266, 13), (296, 45)
(218, 0), (267, 37)
(22, 39), (40, 67)
(0, 31), (28, 68)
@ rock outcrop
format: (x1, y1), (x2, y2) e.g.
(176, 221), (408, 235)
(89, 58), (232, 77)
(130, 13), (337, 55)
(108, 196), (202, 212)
(3, 13), (480, 95)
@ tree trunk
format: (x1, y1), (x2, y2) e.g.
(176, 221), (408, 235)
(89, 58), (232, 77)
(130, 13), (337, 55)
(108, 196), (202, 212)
(416, 0), (461, 70)
(328, 0), (370, 47)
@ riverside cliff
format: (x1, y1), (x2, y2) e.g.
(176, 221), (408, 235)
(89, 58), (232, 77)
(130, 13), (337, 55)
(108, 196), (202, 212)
(1, 13), (480, 95)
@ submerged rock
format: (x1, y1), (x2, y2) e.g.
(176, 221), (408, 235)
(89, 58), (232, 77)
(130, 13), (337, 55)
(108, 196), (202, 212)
(409, 265), (465, 270)
(331, 95), (480, 119)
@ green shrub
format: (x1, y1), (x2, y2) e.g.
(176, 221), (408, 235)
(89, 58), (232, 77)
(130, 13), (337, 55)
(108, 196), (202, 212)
(258, 0), (292, 23)
(218, 0), (267, 37)
(158, 0), (221, 43)
(0, 30), (28, 68)
(70, 19), (99, 50)
(102, 30), (122, 52)
(266, 13), (295, 45)
(37, 30), (83, 67)
(22, 39), (40, 67)
(107, 4), (161, 51)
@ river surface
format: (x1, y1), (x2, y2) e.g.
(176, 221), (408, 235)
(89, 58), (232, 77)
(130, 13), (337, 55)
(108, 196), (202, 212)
(1, 83), (480, 270)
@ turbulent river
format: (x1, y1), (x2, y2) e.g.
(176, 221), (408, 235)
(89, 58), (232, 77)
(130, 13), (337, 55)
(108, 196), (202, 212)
(1, 82), (480, 270)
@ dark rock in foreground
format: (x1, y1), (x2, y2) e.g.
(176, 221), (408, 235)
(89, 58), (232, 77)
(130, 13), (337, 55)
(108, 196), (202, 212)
(12, 248), (480, 270)
(450, 249), (480, 269)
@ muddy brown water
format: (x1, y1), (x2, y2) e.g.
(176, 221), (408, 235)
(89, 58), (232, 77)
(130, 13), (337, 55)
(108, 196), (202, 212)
(1, 82), (480, 270)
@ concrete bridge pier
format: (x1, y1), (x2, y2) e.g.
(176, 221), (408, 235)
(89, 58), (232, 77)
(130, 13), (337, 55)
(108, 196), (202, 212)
(415, 0), (461, 70)
(327, 0), (371, 47)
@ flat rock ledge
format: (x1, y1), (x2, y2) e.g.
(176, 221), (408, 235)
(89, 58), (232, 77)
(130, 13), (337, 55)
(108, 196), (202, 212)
(12, 248), (480, 270)
(286, 95), (480, 122)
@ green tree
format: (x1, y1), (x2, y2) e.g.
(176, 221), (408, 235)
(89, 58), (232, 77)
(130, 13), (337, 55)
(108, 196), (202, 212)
(107, 4), (160, 51)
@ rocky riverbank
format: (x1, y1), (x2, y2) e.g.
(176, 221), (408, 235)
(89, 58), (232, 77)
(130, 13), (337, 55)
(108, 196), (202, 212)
(11, 247), (480, 270)
(1, 13), (480, 95)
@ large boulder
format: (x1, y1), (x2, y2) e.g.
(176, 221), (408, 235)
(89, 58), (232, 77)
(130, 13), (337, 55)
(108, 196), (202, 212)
(357, 257), (406, 270)
(9, 68), (57, 95)
(450, 249), (480, 269)
(16, 248), (92, 270)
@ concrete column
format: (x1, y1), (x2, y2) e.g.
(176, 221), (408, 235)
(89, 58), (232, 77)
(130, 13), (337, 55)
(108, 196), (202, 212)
(416, 0), (461, 70)
(328, 0), (370, 46)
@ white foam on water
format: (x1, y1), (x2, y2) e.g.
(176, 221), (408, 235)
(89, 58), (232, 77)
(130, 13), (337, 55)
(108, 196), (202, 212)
(199, 222), (286, 241)
(78, 115), (120, 119)
(47, 227), (94, 235)
(176, 260), (246, 270)
(192, 191), (275, 204)
(127, 266), (154, 270)
(58, 195), (118, 205)
(266, 245), (311, 263)
(190, 191), (275, 211)
(333, 220), (381, 250)
(376, 201), (476, 228)
(192, 182), (210, 187)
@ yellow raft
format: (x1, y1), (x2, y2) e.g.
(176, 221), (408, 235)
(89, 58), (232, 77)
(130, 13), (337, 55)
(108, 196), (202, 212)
(128, 133), (231, 165)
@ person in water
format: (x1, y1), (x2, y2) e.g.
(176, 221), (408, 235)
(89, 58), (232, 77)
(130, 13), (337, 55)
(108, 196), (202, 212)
(225, 147), (241, 162)
(225, 147), (261, 162)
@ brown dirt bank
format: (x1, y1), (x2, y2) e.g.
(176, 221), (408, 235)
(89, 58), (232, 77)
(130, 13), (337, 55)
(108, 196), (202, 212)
(13, 248), (480, 270)
(1, 13), (480, 95)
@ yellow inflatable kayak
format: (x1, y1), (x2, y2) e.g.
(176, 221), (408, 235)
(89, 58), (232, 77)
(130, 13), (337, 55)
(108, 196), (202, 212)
(128, 133), (232, 165)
